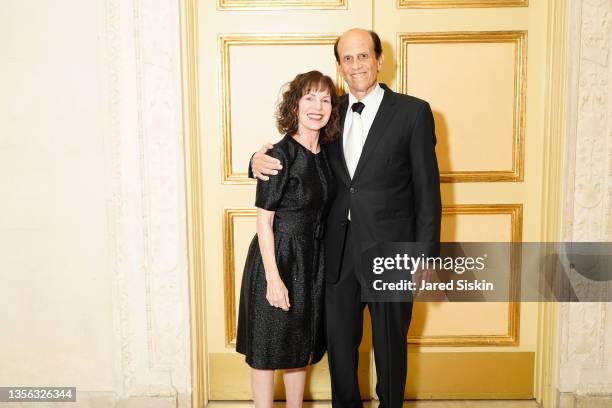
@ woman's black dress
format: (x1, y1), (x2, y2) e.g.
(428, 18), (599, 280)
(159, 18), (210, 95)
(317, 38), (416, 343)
(236, 134), (336, 369)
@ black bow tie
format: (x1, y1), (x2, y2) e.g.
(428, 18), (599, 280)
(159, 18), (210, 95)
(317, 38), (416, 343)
(351, 102), (365, 115)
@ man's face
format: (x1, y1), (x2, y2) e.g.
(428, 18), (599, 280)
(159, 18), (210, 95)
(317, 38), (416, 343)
(336, 30), (384, 97)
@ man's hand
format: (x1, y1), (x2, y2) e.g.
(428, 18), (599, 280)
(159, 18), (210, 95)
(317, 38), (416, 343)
(252, 143), (282, 181)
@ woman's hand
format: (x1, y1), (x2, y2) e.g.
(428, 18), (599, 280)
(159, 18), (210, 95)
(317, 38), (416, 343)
(266, 276), (291, 311)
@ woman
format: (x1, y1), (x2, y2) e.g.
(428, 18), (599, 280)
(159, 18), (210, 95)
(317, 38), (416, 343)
(236, 70), (340, 408)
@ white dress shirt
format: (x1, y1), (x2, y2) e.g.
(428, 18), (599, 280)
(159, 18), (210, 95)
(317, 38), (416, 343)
(342, 83), (385, 153)
(343, 84), (385, 220)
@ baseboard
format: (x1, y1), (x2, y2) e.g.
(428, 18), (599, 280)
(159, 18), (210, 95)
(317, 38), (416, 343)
(557, 391), (612, 408)
(208, 351), (534, 400)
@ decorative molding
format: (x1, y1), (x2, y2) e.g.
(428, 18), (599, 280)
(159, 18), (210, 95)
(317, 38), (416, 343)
(218, 0), (347, 10)
(442, 204), (523, 243)
(222, 208), (256, 346)
(557, 0), (612, 400)
(219, 34), (344, 184)
(563, 0), (611, 243)
(134, 0), (191, 394)
(561, 303), (607, 368)
(398, 31), (527, 183)
(397, 0), (527, 8)
(409, 204), (522, 346)
(534, 0), (569, 405)
(103, 0), (191, 402)
(180, 0), (208, 406)
(102, 0), (141, 394)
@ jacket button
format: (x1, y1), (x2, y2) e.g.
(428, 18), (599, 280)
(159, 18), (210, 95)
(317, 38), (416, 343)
(350, 187), (356, 194)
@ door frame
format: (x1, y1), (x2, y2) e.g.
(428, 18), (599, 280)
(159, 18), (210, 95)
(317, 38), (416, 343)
(179, 0), (569, 406)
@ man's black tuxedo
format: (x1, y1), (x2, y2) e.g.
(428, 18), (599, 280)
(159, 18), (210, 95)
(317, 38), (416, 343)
(323, 84), (441, 408)
(324, 84), (441, 283)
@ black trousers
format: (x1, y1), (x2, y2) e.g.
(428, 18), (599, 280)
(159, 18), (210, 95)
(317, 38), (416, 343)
(325, 222), (413, 408)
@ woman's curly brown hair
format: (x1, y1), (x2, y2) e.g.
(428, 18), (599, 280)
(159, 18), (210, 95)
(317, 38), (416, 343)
(275, 71), (341, 144)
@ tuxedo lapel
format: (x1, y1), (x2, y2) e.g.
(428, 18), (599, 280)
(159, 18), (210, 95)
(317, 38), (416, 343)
(352, 86), (397, 180)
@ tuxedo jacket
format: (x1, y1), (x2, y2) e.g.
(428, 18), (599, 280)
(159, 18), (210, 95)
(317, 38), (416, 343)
(323, 84), (441, 283)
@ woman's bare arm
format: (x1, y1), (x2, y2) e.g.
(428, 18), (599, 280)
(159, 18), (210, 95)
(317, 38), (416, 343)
(256, 208), (290, 311)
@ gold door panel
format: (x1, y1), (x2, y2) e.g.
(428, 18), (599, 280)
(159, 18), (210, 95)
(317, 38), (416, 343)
(398, 31), (526, 182)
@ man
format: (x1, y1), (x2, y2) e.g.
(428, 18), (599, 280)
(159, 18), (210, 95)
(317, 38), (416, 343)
(250, 28), (441, 408)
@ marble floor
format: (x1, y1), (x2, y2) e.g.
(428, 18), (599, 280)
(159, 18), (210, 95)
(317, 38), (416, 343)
(209, 401), (540, 408)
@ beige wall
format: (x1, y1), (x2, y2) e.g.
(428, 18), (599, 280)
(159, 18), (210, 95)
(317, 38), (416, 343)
(0, 0), (115, 388)
(0, 1), (191, 407)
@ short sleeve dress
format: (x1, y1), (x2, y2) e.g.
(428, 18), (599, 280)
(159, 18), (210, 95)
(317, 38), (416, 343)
(236, 134), (336, 369)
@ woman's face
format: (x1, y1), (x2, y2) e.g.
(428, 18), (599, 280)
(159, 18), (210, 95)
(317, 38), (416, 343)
(297, 88), (332, 134)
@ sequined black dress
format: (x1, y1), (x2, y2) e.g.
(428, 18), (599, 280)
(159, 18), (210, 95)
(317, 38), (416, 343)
(236, 134), (336, 369)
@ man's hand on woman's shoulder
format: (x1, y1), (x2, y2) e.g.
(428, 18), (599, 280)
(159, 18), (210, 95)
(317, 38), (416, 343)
(252, 142), (283, 181)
